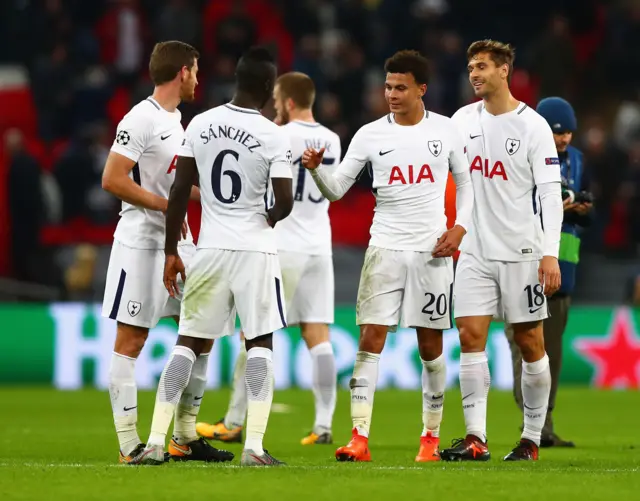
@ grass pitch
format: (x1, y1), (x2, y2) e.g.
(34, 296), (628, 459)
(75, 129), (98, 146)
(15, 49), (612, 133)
(0, 388), (638, 500)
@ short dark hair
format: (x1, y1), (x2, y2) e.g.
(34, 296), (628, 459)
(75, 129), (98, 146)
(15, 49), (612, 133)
(467, 39), (515, 80)
(235, 46), (277, 96)
(276, 72), (316, 109)
(149, 41), (199, 85)
(384, 50), (430, 85)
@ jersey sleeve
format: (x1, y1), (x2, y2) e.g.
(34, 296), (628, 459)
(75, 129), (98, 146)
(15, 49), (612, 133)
(178, 119), (197, 158)
(336, 127), (370, 179)
(110, 111), (152, 162)
(529, 119), (561, 185)
(268, 128), (293, 179)
(447, 122), (468, 174)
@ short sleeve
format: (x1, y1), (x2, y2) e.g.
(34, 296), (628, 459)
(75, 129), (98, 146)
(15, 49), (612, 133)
(269, 129), (293, 179)
(110, 112), (152, 162)
(337, 126), (370, 179)
(529, 119), (562, 185)
(178, 119), (196, 158)
(447, 123), (469, 175)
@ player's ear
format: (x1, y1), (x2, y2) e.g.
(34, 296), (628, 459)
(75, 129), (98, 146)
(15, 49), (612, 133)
(419, 84), (427, 98)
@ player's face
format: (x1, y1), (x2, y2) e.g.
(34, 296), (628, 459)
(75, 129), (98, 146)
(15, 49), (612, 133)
(272, 84), (290, 125)
(467, 52), (508, 98)
(384, 73), (426, 115)
(180, 59), (199, 102)
(553, 131), (573, 152)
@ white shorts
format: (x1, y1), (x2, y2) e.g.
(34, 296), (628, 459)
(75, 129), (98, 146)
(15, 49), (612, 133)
(102, 240), (196, 328)
(278, 251), (334, 325)
(453, 252), (548, 324)
(178, 249), (286, 341)
(356, 246), (454, 331)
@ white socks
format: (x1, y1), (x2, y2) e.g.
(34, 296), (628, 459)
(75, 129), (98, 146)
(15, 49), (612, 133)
(521, 354), (551, 446)
(148, 346), (196, 447)
(421, 354), (446, 437)
(244, 347), (274, 455)
(224, 344), (248, 429)
(350, 351), (380, 438)
(109, 352), (141, 456)
(173, 352), (209, 445)
(459, 351), (490, 442)
(310, 342), (337, 434)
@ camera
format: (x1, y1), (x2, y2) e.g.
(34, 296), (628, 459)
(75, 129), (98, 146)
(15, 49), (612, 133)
(561, 183), (593, 204)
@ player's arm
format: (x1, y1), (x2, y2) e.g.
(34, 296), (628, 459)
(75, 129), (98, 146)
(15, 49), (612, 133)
(266, 131), (294, 227)
(303, 129), (367, 201)
(102, 115), (168, 211)
(433, 127), (474, 258)
(530, 121), (564, 295)
(190, 186), (201, 201)
(102, 151), (168, 211)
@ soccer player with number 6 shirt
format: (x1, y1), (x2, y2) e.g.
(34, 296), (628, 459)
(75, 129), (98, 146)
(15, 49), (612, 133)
(440, 40), (563, 462)
(303, 50), (474, 462)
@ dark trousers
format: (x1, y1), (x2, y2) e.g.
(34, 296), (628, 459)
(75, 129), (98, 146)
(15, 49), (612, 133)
(504, 295), (571, 438)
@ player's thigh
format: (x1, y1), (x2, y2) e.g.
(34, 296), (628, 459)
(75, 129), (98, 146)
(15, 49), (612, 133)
(403, 253), (454, 330)
(356, 246), (406, 330)
(178, 249), (236, 340)
(232, 252), (286, 340)
(290, 253), (335, 326)
(102, 241), (166, 329)
(162, 242), (197, 319)
(277, 250), (308, 326)
(453, 252), (500, 320)
(499, 260), (548, 324)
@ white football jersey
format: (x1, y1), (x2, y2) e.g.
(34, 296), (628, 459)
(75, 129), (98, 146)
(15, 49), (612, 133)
(179, 103), (293, 254)
(274, 121), (341, 255)
(334, 110), (468, 251)
(110, 96), (193, 249)
(451, 101), (561, 262)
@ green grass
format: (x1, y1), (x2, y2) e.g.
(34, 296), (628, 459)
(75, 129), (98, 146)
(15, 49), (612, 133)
(0, 388), (639, 500)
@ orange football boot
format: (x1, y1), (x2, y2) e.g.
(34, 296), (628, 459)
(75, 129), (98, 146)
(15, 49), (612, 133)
(415, 432), (441, 462)
(335, 428), (371, 462)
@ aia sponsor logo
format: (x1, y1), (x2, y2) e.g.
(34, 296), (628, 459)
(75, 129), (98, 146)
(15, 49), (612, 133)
(388, 164), (434, 185)
(469, 155), (508, 180)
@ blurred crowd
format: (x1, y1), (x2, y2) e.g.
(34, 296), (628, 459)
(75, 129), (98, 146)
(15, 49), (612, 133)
(0, 0), (639, 298)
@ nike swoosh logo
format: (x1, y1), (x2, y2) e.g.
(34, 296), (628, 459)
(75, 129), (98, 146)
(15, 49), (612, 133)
(123, 406), (137, 412)
(379, 149), (394, 156)
(161, 134), (172, 140)
(529, 306), (543, 314)
(462, 392), (474, 401)
(432, 394), (444, 400)
(194, 396), (203, 401)
(470, 134), (482, 139)
(172, 444), (192, 455)
(524, 404), (544, 411)
(429, 316), (445, 322)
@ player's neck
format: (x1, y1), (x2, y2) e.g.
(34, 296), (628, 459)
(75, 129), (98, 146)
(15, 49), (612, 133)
(482, 87), (519, 116)
(393, 105), (424, 126)
(289, 108), (315, 124)
(230, 92), (261, 112)
(151, 85), (181, 113)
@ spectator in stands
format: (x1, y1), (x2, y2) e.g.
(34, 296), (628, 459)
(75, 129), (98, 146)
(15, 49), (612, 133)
(154, 0), (200, 48)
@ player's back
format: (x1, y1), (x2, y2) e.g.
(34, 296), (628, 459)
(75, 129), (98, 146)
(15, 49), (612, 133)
(452, 102), (560, 262)
(111, 97), (188, 249)
(275, 121), (341, 255)
(183, 103), (292, 253)
(356, 111), (464, 251)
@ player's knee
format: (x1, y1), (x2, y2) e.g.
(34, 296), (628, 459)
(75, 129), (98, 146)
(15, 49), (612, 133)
(457, 322), (486, 351)
(301, 323), (330, 349)
(245, 332), (273, 351)
(114, 323), (149, 358)
(513, 322), (544, 361)
(416, 328), (443, 361)
(201, 339), (214, 354)
(359, 325), (387, 354)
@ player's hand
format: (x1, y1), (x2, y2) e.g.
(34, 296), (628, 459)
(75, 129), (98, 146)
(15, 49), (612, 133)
(563, 198), (579, 212)
(573, 202), (593, 216)
(164, 254), (186, 298)
(538, 255), (561, 296)
(302, 147), (325, 170)
(432, 225), (466, 258)
(180, 220), (188, 240)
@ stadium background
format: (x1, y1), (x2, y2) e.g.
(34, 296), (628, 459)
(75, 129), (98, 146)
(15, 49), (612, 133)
(0, 0), (639, 393)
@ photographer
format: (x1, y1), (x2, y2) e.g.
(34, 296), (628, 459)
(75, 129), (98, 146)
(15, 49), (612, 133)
(505, 97), (593, 448)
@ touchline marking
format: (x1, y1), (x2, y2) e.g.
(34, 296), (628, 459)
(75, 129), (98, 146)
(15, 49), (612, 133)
(0, 463), (637, 473)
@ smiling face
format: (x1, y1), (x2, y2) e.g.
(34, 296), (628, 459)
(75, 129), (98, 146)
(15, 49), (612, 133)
(384, 72), (426, 116)
(467, 51), (509, 99)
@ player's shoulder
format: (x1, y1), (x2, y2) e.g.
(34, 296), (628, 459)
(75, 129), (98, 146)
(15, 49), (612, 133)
(517, 103), (551, 132)
(451, 102), (481, 123)
(356, 114), (394, 136)
(118, 99), (159, 126)
(425, 110), (458, 130)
